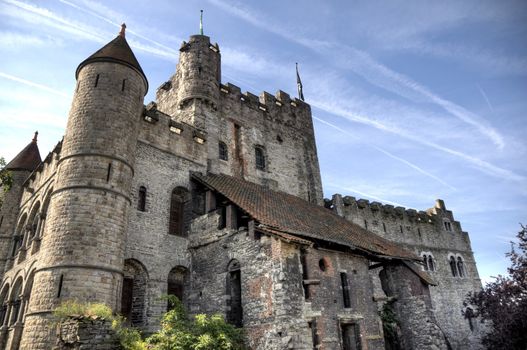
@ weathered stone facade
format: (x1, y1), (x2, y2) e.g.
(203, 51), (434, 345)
(0, 26), (483, 350)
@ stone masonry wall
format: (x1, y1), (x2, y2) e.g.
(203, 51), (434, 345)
(328, 195), (484, 349)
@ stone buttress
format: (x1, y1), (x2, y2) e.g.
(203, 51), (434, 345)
(20, 26), (147, 349)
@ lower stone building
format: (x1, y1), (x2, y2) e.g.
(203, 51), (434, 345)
(0, 24), (483, 349)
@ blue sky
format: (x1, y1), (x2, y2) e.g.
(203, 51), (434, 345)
(0, 0), (526, 284)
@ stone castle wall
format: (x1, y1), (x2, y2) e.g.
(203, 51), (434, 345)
(327, 195), (483, 349)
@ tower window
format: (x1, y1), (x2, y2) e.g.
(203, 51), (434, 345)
(449, 256), (458, 277)
(121, 79), (126, 91)
(137, 186), (147, 212)
(94, 74), (99, 87)
(428, 255), (435, 271)
(457, 257), (465, 277)
(219, 141), (228, 161)
(423, 255), (429, 271)
(382, 222), (386, 233)
(255, 146), (265, 170)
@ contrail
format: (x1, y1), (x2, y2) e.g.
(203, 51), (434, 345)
(0, 72), (70, 98)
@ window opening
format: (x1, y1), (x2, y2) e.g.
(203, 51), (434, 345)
(319, 258), (327, 272)
(121, 79), (126, 91)
(423, 255), (429, 271)
(340, 272), (351, 308)
(428, 255), (435, 271)
(106, 163), (112, 182)
(137, 186), (147, 212)
(342, 323), (361, 350)
(255, 146), (265, 170)
(308, 319), (320, 349)
(169, 187), (189, 236)
(219, 141), (228, 161)
(227, 260), (242, 327)
(457, 257), (465, 277)
(57, 274), (64, 298)
(382, 222), (386, 233)
(450, 256), (458, 277)
(94, 74), (99, 87)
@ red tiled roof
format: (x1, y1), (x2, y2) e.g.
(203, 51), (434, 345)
(192, 173), (419, 261)
(5, 135), (41, 172)
(75, 32), (148, 94)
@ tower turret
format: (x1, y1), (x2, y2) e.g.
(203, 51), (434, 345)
(0, 133), (41, 276)
(156, 33), (221, 130)
(21, 25), (147, 349)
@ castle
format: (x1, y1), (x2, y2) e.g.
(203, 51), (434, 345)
(0, 24), (484, 349)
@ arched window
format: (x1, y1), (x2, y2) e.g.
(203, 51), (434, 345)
(219, 141), (228, 161)
(12, 214), (27, 256)
(0, 285), (9, 326)
(449, 256), (458, 277)
(457, 257), (465, 277)
(422, 255), (429, 271)
(28, 202), (41, 241)
(168, 266), (188, 309)
(226, 259), (242, 327)
(9, 278), (23, 326)
(428, 255), (435, 271)
(138, 186), (147, 212)
(169, 187), (190, 236)
(255, 146), (265, 170)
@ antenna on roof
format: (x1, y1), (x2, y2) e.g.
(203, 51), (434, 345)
(119, 23), (126, 37)
(200, 10), (204, 35)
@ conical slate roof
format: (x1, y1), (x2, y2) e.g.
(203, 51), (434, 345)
(75, 24), (148, 93)
(5, 132), (42, 171)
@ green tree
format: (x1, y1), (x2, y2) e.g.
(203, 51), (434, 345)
(145, 295), (246, 350)
(0, 157), (14, 209)
(464, 224), (527, 349)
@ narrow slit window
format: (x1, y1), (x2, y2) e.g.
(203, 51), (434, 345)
(94, 74), (100, 87)
(138, 186), (147, 212)
(308, 320), (320, 349)
(121, 79), (126, 91)
(364, 220), (368, 229)
(57, 274), (64, 298)
(399, 225), (403, 233)
(457, 257), (465, 277)
(106, 163), (112, 182)
(382, 222), (386, 233)
(423, 255), (429, 271)
(450, 256), (458, 277)
(428, 255), (435, 271)
(340, 272), (351, 308)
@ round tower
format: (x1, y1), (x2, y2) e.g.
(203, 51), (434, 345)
(157, 34), (221, 129)
(21, 25), (148, 349)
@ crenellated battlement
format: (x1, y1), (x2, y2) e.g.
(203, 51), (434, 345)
(325, 194), (464, 233)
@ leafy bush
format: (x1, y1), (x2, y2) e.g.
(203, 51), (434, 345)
(145, 295), (246, 350)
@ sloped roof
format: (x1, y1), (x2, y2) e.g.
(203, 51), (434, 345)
(192, 173), (419, 261)
(5, 133), (41, 172)
(75, 26), (148, 94)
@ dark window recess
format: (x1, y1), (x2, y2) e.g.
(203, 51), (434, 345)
(0, 216), (3, 230)
(418, 227), (422, 237)
(457, 257), (465, 277)
(308, 319), (320, 349)
(450, 256), (458, 277)
(137, 186), (147, 212)
(121, 277), (134, 320)
(121, 79), (126, 91)
(167, 266), (187, 310)
(319, 258), (327, 272)
(219, 141), (228, 160)
(340, 272), (351, 308)
(255, 146), (265, 170)
(11, 299), (21, 325)
(227, 262), (243, 327)
(0, 305), (6, 326)
(106, 163), (112, 182)
(342, 323), (361, 350)
(300, 250), (310, 299)
(218, 206), (227, 229)
(466, 307), (474, 331)
(423, 255), (429, 271)
(169, 187), (189, 236)
(428, 255), (435, 271)
(57, 274), (64, 298)
(198, 66), (202, 75)
(364, 220), (368, 229)
(94, 74), (99, 87)
(399, 225), (403, 233)
(382, 222), (386, 233)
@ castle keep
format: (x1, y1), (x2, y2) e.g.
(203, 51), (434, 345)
(0, 25), (483, 349)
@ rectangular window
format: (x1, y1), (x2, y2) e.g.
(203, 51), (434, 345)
(341, 323), (361, 350)
(308, 319), (320, 349)
(340, 272), (351, 308)
(300, 250), (310, 300)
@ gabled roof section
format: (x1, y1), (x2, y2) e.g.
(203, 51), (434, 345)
(75, 24), (148, 94)
(192, 173), (418, 261)
(5, 132), (42, 172)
